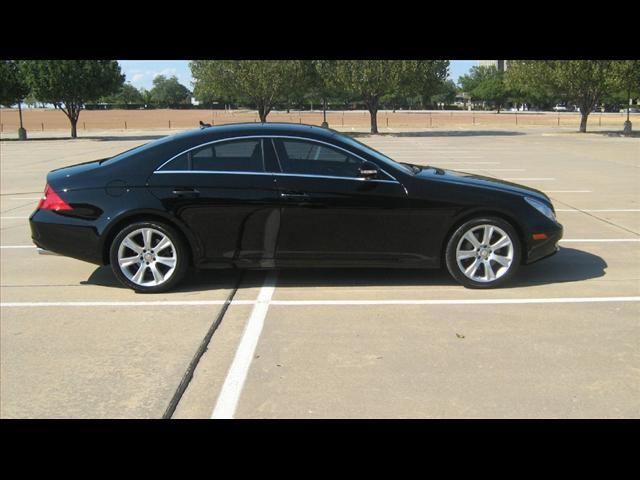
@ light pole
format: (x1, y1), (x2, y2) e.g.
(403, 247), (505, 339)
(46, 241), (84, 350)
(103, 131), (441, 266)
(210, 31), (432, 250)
(17, 99), (27, 140)
(321, 97), (328, 128)
(623, 86), (632, 136)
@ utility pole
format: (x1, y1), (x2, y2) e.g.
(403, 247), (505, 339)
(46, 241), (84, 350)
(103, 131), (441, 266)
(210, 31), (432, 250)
(17, 100), (27, 140)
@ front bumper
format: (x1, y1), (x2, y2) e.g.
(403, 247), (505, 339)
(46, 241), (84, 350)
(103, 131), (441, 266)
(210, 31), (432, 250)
(525, 223), (563, 264)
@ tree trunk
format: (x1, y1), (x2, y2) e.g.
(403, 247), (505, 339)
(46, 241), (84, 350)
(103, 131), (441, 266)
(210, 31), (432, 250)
(70, 117), (78, 138)
(579, 111), (589, 133)
(258, 104), (269, 123)
(18, 101), (24, 129)
(369, 107), (378, 134)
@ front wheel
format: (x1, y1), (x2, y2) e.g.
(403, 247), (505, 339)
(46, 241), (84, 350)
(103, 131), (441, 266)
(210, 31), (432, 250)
(445, 217), (521, 288)
(109, 221), (188, 293)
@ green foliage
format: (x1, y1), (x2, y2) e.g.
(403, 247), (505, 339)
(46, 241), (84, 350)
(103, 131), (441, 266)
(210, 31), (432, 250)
(0, 60), (30, 107)
(326, 60), (449, 132)
(101, 83), (145, 105)
(459, 66), (511, 112)
(609, 60), (640, 107)
(20, 60), (124, 137)
(507, 60), (616, 131)
(190, 60), (306, 121)
(431, 79), (458, 107)
(149, 75), (191, 107)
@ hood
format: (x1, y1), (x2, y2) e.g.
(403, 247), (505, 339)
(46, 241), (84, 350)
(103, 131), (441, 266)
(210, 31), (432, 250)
(413, 165), (551, 204)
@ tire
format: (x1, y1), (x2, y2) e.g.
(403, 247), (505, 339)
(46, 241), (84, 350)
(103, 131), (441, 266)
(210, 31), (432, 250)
(109, 221), (188, 293)
(445, 216), (521, 289)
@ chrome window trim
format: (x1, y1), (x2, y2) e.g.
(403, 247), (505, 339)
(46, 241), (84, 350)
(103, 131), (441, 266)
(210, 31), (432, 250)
(154, 134), (401, 184)
(153, 170), (399, 184)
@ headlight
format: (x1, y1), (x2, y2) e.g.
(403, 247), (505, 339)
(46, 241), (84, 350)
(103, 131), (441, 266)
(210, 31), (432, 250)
(525, 197), (556, 222)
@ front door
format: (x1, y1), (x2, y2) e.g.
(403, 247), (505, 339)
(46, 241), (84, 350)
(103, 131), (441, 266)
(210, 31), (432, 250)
(270, 137), (414, 267)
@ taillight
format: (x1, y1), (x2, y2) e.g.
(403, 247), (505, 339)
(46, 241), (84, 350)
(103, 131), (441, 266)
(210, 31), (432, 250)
(37, 184), (73, 211)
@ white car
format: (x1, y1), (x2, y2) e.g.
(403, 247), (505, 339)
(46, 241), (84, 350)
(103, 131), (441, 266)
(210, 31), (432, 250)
(553, 104), (568, 112)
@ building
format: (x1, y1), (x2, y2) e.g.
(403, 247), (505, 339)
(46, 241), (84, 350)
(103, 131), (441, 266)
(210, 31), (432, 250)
(479, 60), (508, 72)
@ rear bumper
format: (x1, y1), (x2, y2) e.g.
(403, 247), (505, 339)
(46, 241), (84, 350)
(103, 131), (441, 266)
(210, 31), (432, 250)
(525, 223), (563, 264)
(30, 209), (104, 265)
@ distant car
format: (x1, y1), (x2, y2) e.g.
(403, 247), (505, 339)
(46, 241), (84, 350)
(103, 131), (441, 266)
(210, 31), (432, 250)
(620, 107), (640, 113)
(30, 123), (563, 292)
(553, 104), (568, 112)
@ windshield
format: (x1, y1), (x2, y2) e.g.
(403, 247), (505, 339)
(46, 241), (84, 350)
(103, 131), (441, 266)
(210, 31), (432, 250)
(334, 133), (414, 175)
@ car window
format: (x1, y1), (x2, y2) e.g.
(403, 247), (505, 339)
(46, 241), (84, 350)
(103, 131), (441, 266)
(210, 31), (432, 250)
(276, 139), (364, 178)
(159, 139), (264, 172)
(159, 152), (189, 170)
(192, 139), (263, 172)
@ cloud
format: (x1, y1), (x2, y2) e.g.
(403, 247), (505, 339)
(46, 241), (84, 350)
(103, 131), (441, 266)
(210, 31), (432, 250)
(131, 73), (146, 84)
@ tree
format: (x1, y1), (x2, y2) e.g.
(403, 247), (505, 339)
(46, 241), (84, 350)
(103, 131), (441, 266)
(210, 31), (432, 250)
(21, 60), (124, 138)
(430, 79), (458, 109)
(149, 75), (191, 107)
(190, 60), (306, 122)
(0, 60), (31, 139)
(325, 60), (448, 133)
(611, 60), (640, 132)
(459, 66), (510, 112)
(101, 83), (145, 105)
(507, 61), (616, 132)
(309, 60), (342, 126)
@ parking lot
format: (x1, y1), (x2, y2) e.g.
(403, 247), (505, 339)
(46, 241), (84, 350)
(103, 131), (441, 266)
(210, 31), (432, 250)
(1, 126), (639, 418)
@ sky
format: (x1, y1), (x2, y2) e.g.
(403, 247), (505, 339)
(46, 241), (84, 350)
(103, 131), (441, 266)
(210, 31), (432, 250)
(117, 60), (478, 90)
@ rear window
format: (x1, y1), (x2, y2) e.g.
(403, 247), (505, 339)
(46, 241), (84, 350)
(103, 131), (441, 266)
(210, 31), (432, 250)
(158, 139), (264, 172)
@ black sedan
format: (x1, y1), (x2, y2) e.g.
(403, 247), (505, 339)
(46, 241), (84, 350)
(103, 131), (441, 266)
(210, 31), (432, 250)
(30, 123), (563, 292)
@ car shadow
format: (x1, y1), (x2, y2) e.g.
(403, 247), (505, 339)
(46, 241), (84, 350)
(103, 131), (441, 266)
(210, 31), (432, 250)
(82, 247), (606, 292)
(347, 130), (526, 138)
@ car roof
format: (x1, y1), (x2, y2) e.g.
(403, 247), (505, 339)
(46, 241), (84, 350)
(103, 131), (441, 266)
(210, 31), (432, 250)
(170, 122), (340, 143)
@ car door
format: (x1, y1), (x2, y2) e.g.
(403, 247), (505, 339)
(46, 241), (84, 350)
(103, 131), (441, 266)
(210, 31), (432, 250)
(148, 137), (281, 268)
(269, 136), (414, 266)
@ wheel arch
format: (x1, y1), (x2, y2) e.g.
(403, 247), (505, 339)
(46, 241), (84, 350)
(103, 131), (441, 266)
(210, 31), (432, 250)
(100, 210), (200, 266)
(441, 208), (527, 267)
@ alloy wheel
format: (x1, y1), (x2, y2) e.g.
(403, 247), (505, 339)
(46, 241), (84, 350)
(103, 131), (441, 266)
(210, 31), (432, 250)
(455, 224), (514, 283)
(117, 227), (177, 287)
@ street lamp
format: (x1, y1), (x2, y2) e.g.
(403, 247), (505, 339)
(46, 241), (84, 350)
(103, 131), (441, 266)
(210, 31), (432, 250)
(17, 99), (27, 140)
(321, 97), (328, 128)
(623, 87), (632, 136)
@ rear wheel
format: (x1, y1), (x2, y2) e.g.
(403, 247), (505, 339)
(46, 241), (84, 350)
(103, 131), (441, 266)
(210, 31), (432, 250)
(445, 217), (521, 288)
(109, 221), (188, 293)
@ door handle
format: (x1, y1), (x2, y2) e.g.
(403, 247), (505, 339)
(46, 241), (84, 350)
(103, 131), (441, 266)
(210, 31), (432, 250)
(172, 187), (200, 197)
(280, 192), (309, 199)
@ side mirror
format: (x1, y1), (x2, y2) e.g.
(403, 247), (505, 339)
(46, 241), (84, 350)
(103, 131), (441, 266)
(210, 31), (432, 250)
(359, 161), (379, 179)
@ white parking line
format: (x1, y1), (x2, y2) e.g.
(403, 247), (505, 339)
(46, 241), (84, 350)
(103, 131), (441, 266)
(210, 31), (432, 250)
(547, 190), (592, 193)
(268, 297), (640, 306)
(211, 272), (278, 419)
(466, 168), (526, 172)
(2, 296), (637, 309)
(0, 217), (29, 220)
(5, 198), (40, 201)
(556, 209), (640, 212)
(0, 300), (254, 307)
(560, 238), (640, 242)
(435, 161), (500, 165)
(0, 245), (35, 249)
(504, 177), (556, 181)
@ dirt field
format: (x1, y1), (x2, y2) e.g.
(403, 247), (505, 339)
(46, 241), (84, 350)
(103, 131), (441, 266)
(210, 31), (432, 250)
(1, 108), (637, 134)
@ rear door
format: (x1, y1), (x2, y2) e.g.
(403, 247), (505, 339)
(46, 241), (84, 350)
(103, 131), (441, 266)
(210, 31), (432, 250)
(269, 137), (413, 266)
(148, 137), (280, 268)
